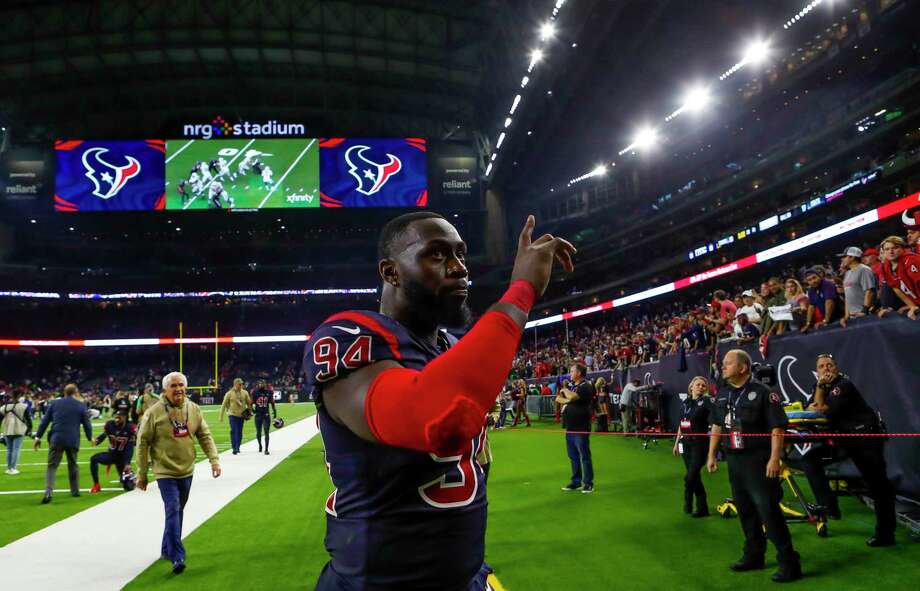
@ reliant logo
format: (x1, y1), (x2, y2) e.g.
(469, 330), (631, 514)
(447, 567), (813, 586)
(183, 117), (306, 139)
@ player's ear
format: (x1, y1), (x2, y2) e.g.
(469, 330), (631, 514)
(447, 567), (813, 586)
(379, 258), (400, 288)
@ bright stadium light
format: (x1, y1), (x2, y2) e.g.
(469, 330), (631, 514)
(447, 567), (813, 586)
(592, 164), (608, 176)
(521, 75), (530, 87)
(485, 162), (493, 176)
(510, 94), (522, 114)
(528, 49), (544, 71)
(633, 126), (658, 151)
(539, 22), (556, 41)
(682, 85), (711, 113)
(496, 132), (506, 149)
(504, 117), (513, 128)
(742, 39), (770, 66)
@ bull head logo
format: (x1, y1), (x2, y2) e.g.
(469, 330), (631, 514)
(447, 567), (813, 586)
(344, 145), (402, 196)
(81, 147), (141, 200)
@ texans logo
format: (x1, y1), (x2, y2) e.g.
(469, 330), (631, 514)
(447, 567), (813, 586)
(81, 147), (141, 200)
(344, 145), (402, 196)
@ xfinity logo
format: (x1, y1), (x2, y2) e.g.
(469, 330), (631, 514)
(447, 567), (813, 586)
(183, 116), (306, 139)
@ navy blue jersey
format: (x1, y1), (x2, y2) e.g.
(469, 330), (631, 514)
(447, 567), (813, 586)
(252, 387), (274, 415)
(303, 310), (487, 590)
(95, 420), (137, 454)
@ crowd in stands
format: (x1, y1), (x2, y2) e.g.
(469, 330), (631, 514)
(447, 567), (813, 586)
(512, 216), (920, 380)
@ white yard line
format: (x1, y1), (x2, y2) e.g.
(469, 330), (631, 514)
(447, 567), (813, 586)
(0, 416), (320, 590)
(165, 139), (195, 163)
(183, 138), (255, 210)
(258, 138), (316, 209)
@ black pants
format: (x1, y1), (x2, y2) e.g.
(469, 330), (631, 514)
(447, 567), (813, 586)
(255, 413), (271, 450)
(842, 439), (897, 538)
(596, 414), (609, 432)
(727, 450), (798, 566)
(682, 443), (707, 511)
(90, 451), (131, 485)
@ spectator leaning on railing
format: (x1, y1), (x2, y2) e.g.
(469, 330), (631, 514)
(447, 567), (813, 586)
(878, 235), (920, 320)
(802, 267), (841, 331)
(838, 247), (877, 327)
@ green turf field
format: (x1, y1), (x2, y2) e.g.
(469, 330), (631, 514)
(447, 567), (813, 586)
(0, 402), (316, 547)
(164, 139), (319, 210)
(122, 418), (917, 590)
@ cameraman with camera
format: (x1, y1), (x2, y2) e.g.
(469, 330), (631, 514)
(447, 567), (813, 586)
(805, 354), (896, 547)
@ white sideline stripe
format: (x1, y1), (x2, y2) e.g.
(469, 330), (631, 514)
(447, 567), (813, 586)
(165, 139), (194, 163)
(0, 416), (320, 590)
(258, 138), (316, 209)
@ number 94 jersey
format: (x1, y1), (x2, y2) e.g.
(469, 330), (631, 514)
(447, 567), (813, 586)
(303, 310), (488, 590)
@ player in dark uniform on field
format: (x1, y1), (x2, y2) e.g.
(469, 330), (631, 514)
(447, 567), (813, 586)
(251, 379), (277, 454)
(303, 212), (575, 590)
(112, 391), (132, 421)
(209, 159), (220, 176)
(89, 410), (137, 493)
(177, 179), (189, 205)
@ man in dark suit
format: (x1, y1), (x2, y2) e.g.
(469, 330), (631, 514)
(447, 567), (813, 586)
(33, 383), (93, 504)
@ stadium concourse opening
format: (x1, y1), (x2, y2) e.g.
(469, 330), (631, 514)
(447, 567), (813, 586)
(2, 0), (920, 589)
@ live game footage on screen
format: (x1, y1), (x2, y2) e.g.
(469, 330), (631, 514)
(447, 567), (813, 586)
(164, 138), (319, 210)
(54, 137), (428, 211)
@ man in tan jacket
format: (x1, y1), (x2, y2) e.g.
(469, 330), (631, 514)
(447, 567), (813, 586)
(137, 372), (220, 575)
(219, 378), (251, 455)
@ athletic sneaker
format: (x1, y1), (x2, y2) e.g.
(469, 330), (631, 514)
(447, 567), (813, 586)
(561, 483), (582, 492)
(89, 483), (102, 494)
(581, 485), (595, 494)
(9, 469), (19, 475)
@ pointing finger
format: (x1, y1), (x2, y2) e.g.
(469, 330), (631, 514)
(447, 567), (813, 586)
(518, 215), (535, 250)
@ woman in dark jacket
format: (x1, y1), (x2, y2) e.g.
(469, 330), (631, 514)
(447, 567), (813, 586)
(673, 376), (713, 517)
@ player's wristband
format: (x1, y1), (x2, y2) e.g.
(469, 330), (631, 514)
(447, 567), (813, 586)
(499, 280), (537, 315)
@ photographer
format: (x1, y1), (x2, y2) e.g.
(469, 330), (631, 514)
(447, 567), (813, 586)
(2, 393), (33, 475)
(557, 364), (595, 493)
(806, 355), (896, 547)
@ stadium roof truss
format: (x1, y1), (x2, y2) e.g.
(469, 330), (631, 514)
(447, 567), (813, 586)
(0, 0), (493, 139)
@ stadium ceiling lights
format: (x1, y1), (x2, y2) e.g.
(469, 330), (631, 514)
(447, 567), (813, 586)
(565, 0), (829, 189)
(485, 0), (570, 179)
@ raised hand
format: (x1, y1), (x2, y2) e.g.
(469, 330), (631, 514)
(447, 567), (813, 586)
(510, 215), (576, 297)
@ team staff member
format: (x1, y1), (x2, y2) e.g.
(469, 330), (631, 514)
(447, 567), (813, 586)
(135, 383), (159, 424)
(557, 363), (595, 493)
(250, 379), (277, 455)
(220, 378), (252, 455)
(805, 355), (896, 546)
(707, 350), (801, 583)
(673, 376), (712, 517)
(136, 372), (221, 575)
(89, 410), (136, 493)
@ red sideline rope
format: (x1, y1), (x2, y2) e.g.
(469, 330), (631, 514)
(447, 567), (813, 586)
(517, 428), (918, 438)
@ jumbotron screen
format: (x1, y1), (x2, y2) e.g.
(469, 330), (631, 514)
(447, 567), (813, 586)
(53, 137), (427, 211)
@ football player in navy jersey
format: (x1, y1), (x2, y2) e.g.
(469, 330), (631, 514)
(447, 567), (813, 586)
(88, 410), (136, 494)
(304, 212), (575, 590)
(251, 379), (277, 454)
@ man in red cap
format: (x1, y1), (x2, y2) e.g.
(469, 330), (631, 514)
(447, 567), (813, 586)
(903, 208), (920, 254)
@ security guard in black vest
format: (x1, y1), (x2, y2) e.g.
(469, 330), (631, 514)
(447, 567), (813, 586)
(707, 349), (801, 583)
(804, 354), (896, 547)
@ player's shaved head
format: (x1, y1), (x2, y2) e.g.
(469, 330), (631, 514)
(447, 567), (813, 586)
(378, 212), (447, 261)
